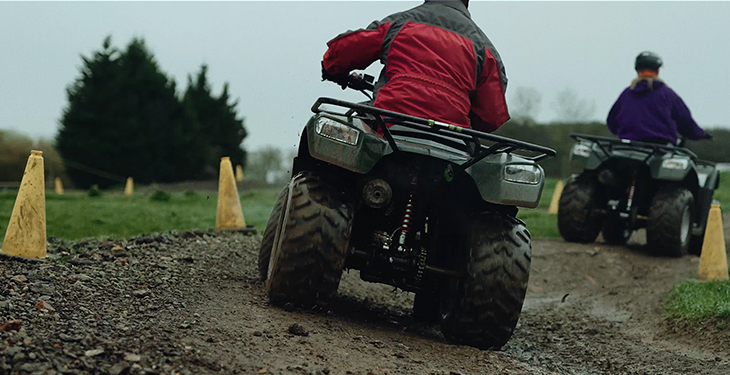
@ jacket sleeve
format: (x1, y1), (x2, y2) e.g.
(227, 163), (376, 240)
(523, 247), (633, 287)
(606, 93), (623, 135)
(469, 49), (509, 133)
(669, 89), (707, 140)
(322, 19), (393, 75)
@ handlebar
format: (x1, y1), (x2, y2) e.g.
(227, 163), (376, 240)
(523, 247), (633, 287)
(346, 72), (375, 92)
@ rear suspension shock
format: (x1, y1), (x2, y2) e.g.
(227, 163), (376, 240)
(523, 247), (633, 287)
(397, 176), (418, 251)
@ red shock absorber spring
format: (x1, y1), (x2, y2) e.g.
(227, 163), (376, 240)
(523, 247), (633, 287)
(397, 189), (417, 249)
(401, 192), (415, 233)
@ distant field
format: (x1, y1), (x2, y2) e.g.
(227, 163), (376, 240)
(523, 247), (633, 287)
(0, 172), (727, 242)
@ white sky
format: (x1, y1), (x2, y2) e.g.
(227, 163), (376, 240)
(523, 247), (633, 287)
(1, 1), (729, 153)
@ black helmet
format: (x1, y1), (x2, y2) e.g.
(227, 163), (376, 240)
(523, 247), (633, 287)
(635, 51), (663, 71)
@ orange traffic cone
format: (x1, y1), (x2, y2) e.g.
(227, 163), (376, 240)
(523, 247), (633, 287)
(698, 204), (729, 281)
(124, 177), (134, 196)
(54, 177), (64, 195)
(216, 157), (246, 230)
(548, 180), (565, 214)
(235, 165), (244, 182)
(1, 151), (47, 259)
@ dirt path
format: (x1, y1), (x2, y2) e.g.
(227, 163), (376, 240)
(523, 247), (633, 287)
(2, 222), (729, 374)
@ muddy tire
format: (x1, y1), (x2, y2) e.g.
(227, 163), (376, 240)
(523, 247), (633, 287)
(647, 187), (693, 257)
(441, 214), (531, 350)
(602, 219), (632, 245)
(258, 187), (289, 281)
(266, 173), (353, 306)
(558, 177), (602, 243)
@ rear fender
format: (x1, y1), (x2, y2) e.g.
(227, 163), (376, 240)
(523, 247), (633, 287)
(569, 141), (607, 170)
(649, 154), (692, 181)
(466, 153), (545, 208)
(304, 113), (391, 174)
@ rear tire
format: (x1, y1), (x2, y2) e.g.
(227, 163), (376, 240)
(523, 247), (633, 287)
(558, 177), (602, 243)
(258, 187), (289, 281)
(647, 187), (693, 257)
(266, 173), (353, 306)
(602, 218), (632, 245)
(441, 214), (531, 350)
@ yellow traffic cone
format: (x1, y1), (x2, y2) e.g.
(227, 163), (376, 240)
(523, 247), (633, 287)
(216, 157), (246, 230)
(698, 204), (729, 281)
(548, 180), (565, 214)
(1, 150), (47, 259)
(124, 177), (134, 196)
(54, 177), (64, 195)
(235, 165), (244, 182)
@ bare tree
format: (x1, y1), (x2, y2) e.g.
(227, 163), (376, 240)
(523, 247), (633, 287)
(509, 87), (542, 123)
(551, 87), (596, 123)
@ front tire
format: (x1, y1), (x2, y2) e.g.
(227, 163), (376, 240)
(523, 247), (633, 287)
(558, 177), (602, 243)
(266, 173), (353, 306)
(258, 187), (289, 281)
(647, 187), (693, 257)
(441, 214), (531, 350)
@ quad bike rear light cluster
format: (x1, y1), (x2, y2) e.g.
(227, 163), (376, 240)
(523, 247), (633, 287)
(315, 116), (360, 146)
(504, 164), (542, 185)
(662, 158), (689, 170)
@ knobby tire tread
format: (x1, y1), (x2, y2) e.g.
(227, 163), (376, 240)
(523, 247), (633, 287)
(647, 187), (693, 257)
(558, 178), (602, 243)
(441, 214), (532, 350)
(267, 173), (353, 306)
(258, 187), (289, 281)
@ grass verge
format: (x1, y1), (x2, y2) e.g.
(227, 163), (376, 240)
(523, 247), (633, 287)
(0, 188), (284, 242)
(665, 280), (730, 329)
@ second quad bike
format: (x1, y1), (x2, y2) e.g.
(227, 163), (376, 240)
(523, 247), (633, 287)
(258, 72), (556, 349)
(559, 133), (719, 256)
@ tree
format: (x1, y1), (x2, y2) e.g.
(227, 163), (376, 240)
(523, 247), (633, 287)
(56, 37), (247, 187)
(182, 65), (248, 179)
(551, 87), (597, 123)
(509, 87), (542, 123)
(245, 146), (286, 184)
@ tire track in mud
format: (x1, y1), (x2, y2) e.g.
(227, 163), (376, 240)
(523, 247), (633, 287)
(503, 234), (730, 375)
(193, 226), (730, 374)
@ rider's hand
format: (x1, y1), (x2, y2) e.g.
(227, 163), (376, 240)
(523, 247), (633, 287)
(321, 62), (349, 90)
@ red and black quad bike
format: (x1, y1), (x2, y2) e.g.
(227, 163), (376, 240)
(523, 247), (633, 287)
(259, 73), (556, 349)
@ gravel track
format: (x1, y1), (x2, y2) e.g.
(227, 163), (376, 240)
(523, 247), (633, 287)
(1, 221), (729, 375)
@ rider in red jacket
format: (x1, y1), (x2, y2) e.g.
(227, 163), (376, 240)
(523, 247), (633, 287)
(322, 0), (509, 133)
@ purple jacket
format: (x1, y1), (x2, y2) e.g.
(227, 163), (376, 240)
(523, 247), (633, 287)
(606, 77), (707, 144)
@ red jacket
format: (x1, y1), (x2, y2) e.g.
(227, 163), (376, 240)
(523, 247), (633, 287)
(322, 0), (509, 132)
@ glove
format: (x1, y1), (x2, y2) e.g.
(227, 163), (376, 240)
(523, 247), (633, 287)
(705, 132), (713, 140)
(321, 62), (349, 90)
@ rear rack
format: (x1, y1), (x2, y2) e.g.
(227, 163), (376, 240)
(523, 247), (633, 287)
(571, 133), (698, 159)
(312, 97), (556, 167)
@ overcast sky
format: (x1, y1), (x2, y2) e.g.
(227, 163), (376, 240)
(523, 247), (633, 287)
(1, 1), (729, 152)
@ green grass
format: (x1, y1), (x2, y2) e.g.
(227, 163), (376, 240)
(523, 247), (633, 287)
(517, 210), (559, 239)
(665, 280), (730, 325)
(0, 171), (725, 243)
(0, 188), (283, 242)
(714, 171), (730, 208)
(515, 177), (561, 238)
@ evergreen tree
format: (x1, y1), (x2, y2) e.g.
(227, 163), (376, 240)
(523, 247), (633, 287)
(56, 36), (235, 187)
(183, 65), (248, 178)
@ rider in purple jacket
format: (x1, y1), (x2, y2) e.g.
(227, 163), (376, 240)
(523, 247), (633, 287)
(606, 52), (711, 145)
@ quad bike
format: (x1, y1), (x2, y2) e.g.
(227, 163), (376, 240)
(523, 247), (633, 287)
(559, 134), (719, 257)
(258, 72), (555, 349)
